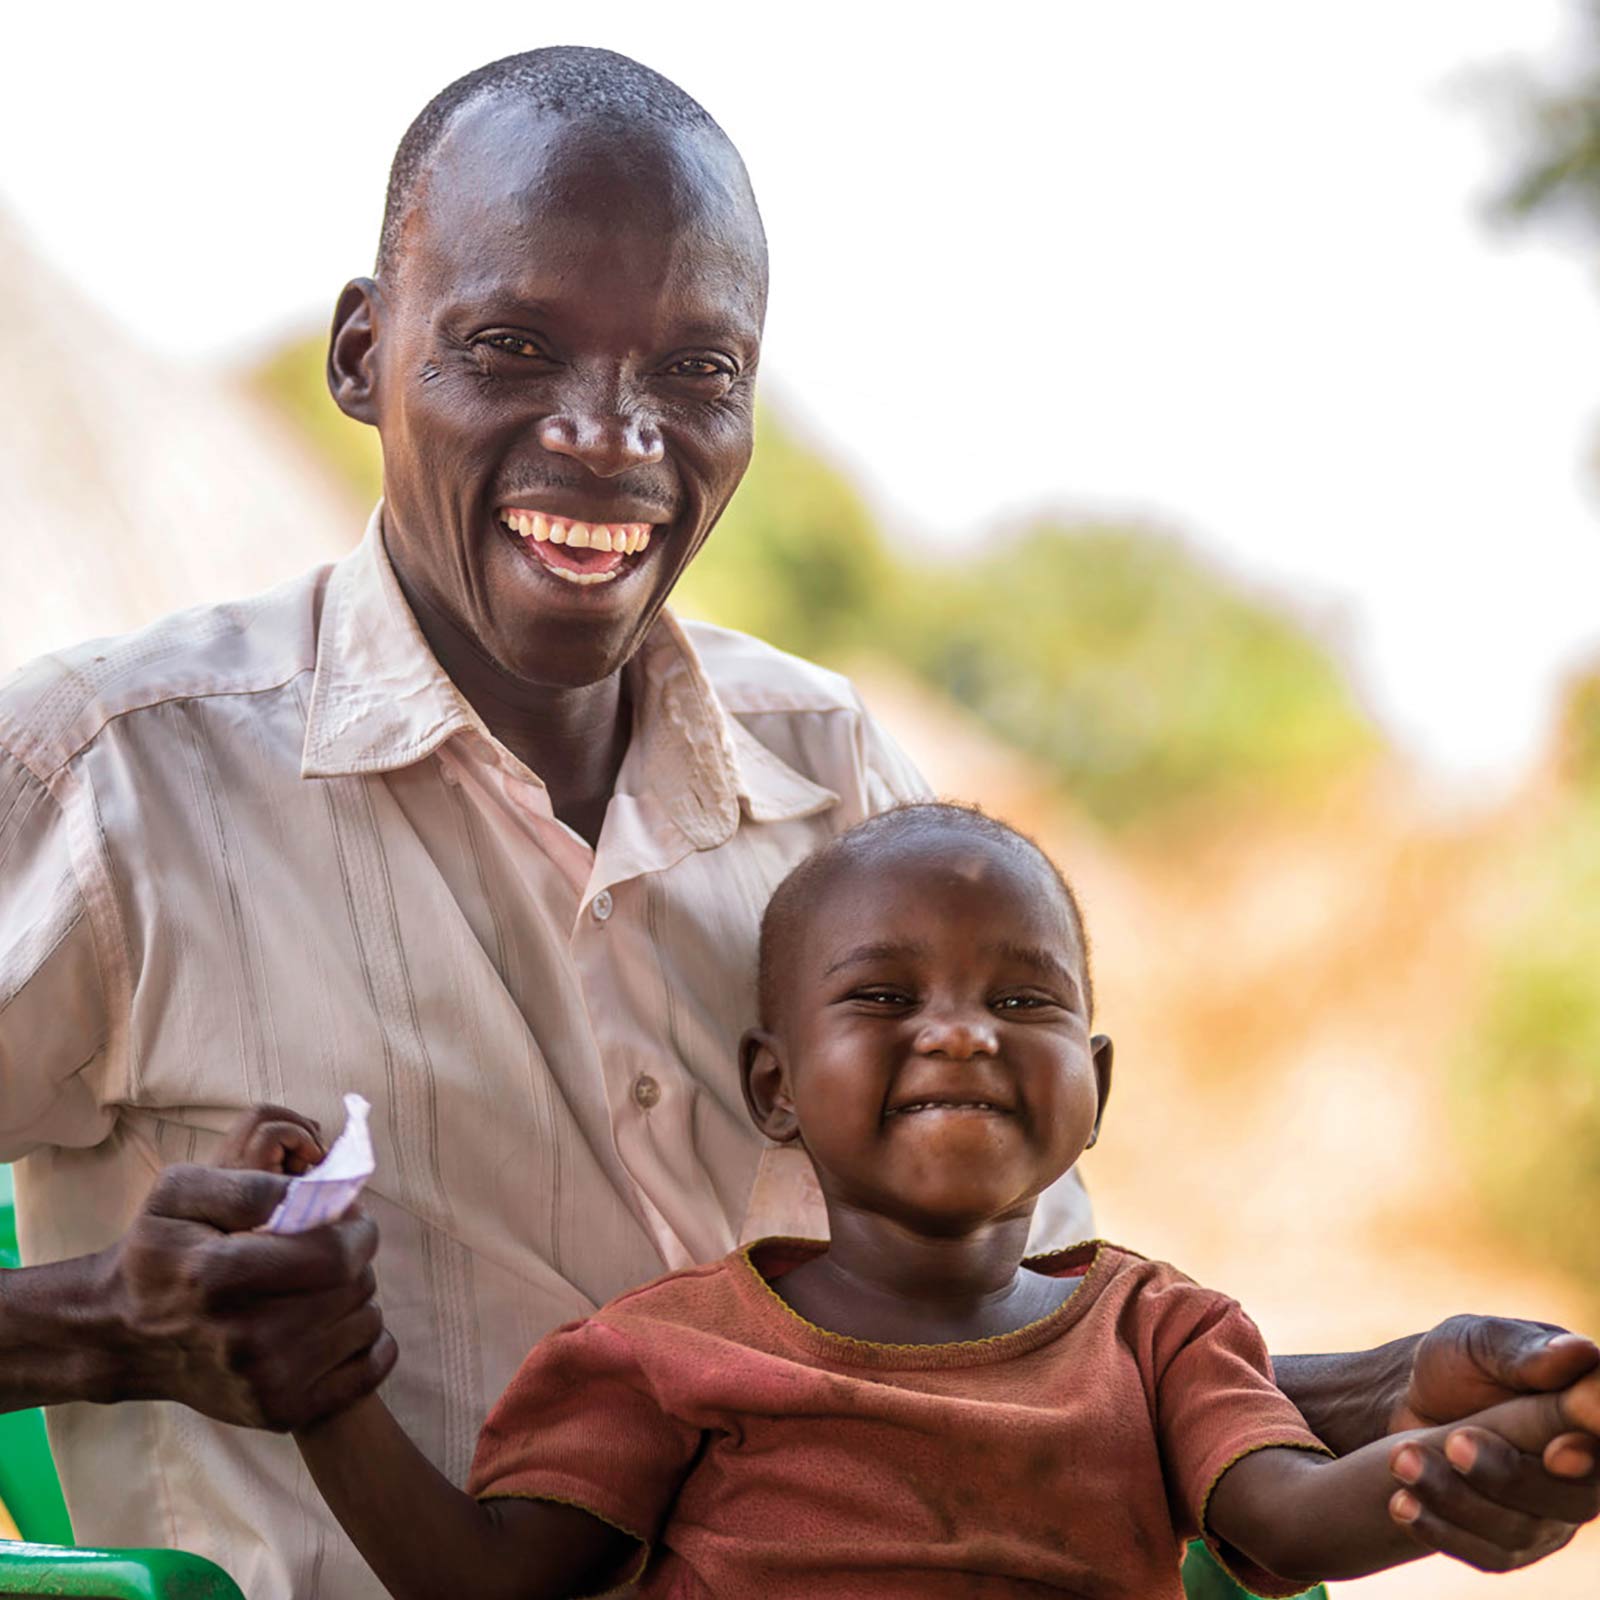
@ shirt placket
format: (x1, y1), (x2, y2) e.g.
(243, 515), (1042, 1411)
(442, 734), (704, 1269)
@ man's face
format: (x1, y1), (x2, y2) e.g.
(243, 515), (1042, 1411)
(759, 834), (1109, 1237)
(347, 102), (766, 687)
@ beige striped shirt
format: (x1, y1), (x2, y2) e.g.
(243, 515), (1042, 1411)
(0, 509), (1092, 1597)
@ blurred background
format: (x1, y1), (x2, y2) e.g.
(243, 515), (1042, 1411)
(8, 2), (1600, 1592)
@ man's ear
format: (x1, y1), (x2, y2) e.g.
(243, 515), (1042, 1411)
(1084, 1034), (1114, 1150)
(328, 277), (384, 426)
(739, 1029), (801, 1144)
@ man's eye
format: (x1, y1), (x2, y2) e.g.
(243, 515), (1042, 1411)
(480, 334), (547, 359)
(665, 357), (732, 379)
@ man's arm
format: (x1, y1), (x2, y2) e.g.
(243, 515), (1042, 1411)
(1272, 1318), (1600, 1566)
(0, 1160), (393, 1429)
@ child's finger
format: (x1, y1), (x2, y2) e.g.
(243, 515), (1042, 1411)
(1428, 1427), (1600, 1522)
(1557, 1370), (1600, 1436)
(1388, 1439), (1547, 1551)
(218, 1105), (326, 1173)
(1450, 1389), (1570, 1455)
(1390, 1492), (1575, 1572)
(1545, 1433), (1599, 1480)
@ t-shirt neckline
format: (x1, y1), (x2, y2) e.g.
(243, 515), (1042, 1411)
(734, 1236), (1113, 1369)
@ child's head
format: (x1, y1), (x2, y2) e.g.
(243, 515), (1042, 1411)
(742, 803), (1112, 1239)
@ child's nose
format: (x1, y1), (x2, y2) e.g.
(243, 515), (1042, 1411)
(913, 1009), (1000, 1059)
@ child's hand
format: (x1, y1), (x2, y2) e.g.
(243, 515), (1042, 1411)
(217, 1104), (327, 1175)
(1387, 1370), (1600, 1568)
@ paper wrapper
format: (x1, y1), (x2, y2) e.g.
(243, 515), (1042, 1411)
(261, 1093), (374, 1234)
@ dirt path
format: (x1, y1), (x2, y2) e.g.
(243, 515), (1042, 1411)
(856, 667), (1600, 1598)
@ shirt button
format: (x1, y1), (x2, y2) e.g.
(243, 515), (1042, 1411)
(591, 889), (614, 923)
(633, 1074), (661, 1110)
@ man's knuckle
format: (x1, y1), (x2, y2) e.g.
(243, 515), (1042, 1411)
(149, 1164), (197, 1209)
(345, 1215), (380, 1265)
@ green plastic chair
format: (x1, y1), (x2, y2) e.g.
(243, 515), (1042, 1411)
(0, 1167), (244, 1599)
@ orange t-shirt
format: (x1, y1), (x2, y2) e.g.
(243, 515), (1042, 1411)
(469, 1239), (1329, 1599)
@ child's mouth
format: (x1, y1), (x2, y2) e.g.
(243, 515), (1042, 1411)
(887, 1100), (1011, 1116)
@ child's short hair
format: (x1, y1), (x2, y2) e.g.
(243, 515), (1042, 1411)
(756, 802), (1093, 1028)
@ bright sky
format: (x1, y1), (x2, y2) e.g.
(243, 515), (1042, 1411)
(7, 1), (1600, 785)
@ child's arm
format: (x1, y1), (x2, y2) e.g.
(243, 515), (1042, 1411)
(294, 1395), (637, 1600)
(1207, 1373), (1600, 1584)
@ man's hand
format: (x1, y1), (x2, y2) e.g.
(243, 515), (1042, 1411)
(95, 1108), (396, 1431)
(1386, 1315), (1600, 1568)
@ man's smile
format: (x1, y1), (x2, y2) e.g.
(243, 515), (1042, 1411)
(497, 507), (658, 588)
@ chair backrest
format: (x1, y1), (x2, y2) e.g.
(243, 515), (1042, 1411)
(0, 1164), (76, 1544)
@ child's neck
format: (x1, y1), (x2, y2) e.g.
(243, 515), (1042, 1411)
(772, 1203), (1074, 1345)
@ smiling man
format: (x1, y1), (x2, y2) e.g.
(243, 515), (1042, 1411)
(0, 46), (1596, 1600)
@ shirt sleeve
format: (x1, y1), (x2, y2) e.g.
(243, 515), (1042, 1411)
(0, 745), (115, 1161)
(855, 701), (934, 811)
(1153, 1284), (1331, 1599)
(468, 1316), (704, 1562)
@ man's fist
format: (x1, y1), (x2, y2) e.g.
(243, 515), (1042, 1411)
(99, 1111), (396, 1431)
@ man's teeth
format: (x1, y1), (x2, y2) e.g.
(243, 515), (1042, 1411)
(500, 510), (653, 554)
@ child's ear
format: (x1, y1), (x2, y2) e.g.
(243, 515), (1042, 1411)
(740, 1029), (801, 1144)
(1083, 1034), (1114, 1150)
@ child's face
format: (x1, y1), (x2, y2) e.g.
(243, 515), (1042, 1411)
(744, 831), (1110, 1237)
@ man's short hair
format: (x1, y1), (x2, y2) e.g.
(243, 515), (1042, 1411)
(377, 46), (726, 279)
(757, 802), (1095, 1028)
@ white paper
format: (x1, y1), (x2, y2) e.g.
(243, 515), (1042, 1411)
(261, 1093), (374, 1234)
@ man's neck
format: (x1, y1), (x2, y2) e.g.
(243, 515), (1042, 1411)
(397, 572), (631, 848)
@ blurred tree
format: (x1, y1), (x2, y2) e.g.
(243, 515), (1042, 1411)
(884, 523), (1375, 829)
(1561, 664), (1600, 790)
(1450, 10), (1600, 1307)
(674, 410), (895, 662)
(1494, 2), (1600, 234)
(1454, 791), (1600, 1294)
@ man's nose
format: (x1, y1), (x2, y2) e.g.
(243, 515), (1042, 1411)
(536, 393), (665, 478)
(913, 1008), (1000, 1060)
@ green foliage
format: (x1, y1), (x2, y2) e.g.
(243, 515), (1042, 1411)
(880, 524), (1374, 828)
(675, 413), (894, 662)
(1562, 667), (1600, 792)
(1453, 796), (1600, 1291)
(252, 332), (1375, 832)
(1493, 3), (1600, 234)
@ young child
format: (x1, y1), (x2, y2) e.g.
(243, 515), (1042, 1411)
(275, 802), (1600, 1598)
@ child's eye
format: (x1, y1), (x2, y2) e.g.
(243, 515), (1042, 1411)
(993, 994), (1051, 1012)
(854, 988), (909, 1007)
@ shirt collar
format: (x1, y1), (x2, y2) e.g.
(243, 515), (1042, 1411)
(301, 507), (837, 838)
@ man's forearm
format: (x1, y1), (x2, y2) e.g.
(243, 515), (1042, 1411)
(1272, 1337), (1419, 1457)
(0, 1253), (150, 1412)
